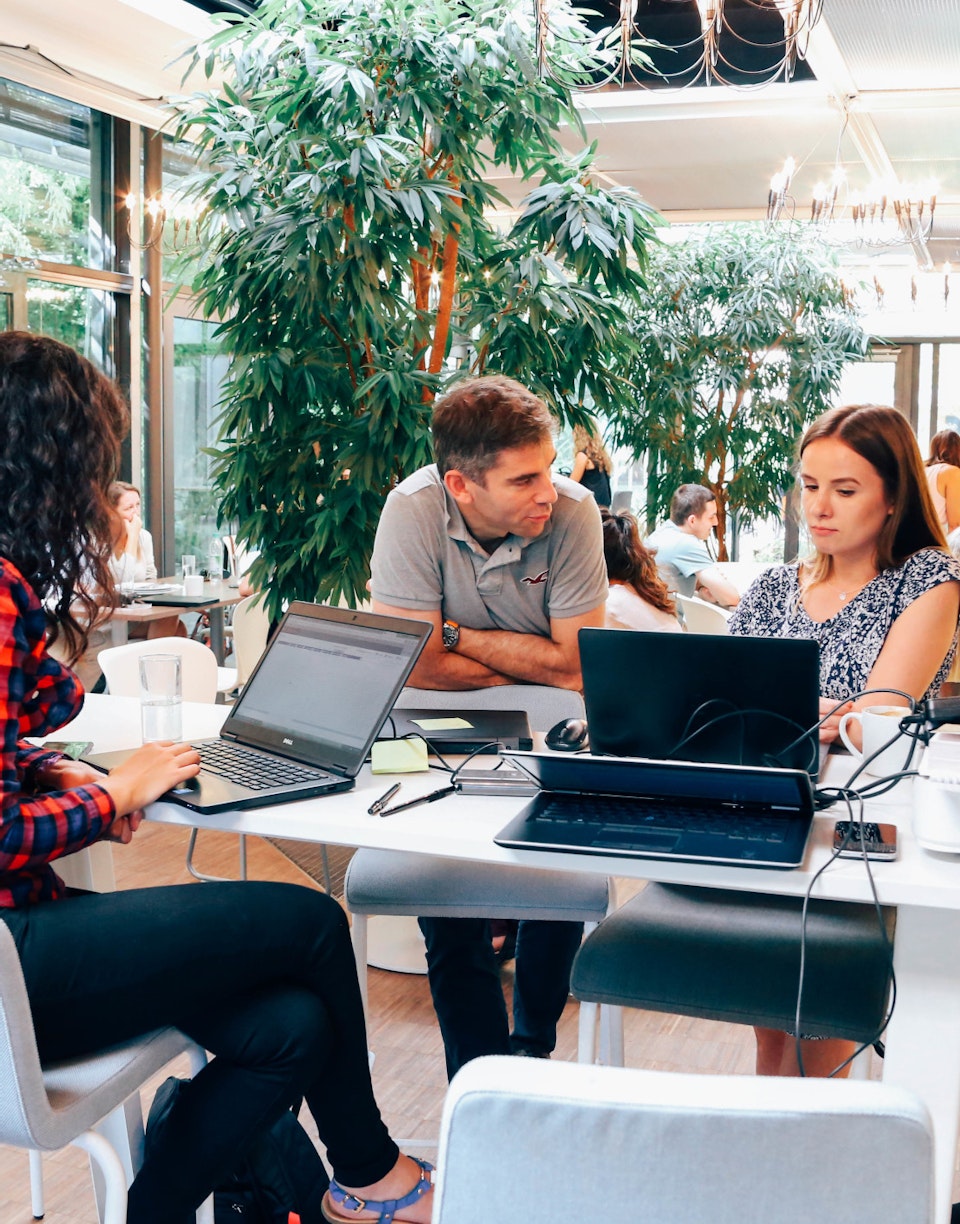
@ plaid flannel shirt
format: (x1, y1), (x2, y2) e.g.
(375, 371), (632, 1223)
(0, 558), (116, 907)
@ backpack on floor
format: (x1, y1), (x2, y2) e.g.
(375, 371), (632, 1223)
(144, 1075), (330, 1224)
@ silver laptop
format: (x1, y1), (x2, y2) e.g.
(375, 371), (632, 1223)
(85, 602), (431, 812)
(494, 750), (816, 869)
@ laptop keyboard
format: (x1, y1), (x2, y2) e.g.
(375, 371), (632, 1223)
(194, 741), (334, 791)
(534, 794), (789, 844)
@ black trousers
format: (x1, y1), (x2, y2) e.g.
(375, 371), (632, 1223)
(1, 881), (397, 1223)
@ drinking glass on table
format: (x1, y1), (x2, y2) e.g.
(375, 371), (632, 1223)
(181, 555), (197, 579)
(139, 653), (183, 743)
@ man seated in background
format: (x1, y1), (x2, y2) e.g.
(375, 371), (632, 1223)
(646, 483), (740, 609)
(370, 374), (606, 1078)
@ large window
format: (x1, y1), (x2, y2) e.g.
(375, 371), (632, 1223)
(0, 78), (114, 269)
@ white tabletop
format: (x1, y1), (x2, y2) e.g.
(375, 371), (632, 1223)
(50, 693), (960, 1223)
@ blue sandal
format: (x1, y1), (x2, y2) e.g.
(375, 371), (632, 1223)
(321, 1157), (434, 1223)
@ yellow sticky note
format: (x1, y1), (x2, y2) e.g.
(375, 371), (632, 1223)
(371, 737), (430, 774)
(410, 716), (473, 731)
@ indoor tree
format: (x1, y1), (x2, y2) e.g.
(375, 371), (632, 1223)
(613, 223), (869, 560)
(177, 0), (660, 616)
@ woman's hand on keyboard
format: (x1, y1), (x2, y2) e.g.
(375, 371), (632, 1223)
(100, 741), (201, 821)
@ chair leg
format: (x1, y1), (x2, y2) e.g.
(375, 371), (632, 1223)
(350, 912), (370, 1025)
(578, 1000), (599, 1064)
(28, 1149), (43, 1219)
(185, 829), (249, 883)
(320, 845), (332, 894)
(600, 1004), (625, 1067)
(72, 1130), (128, 1224)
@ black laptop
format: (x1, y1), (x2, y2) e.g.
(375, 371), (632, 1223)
(579, 629), (822, 778)
(383, 708), (533, 754)
(85, 602), (431, 812)
(494, 750), (816, 869)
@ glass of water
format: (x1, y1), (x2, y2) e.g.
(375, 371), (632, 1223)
(181, 555), (197, 579)
(139, 654), (183, 743)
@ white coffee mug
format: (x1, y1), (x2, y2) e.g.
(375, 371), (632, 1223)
(838, 704), (913, 778)
(183, 574), (204, 596)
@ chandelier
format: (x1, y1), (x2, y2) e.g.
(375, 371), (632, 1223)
(533, 0), (825, 90)
(766, 158), (939, 252)
(122, 191), (202, 253)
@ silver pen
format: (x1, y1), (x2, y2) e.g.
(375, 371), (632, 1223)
(368, 783), (401, 816)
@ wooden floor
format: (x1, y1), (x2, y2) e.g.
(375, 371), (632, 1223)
(0, 821), (934, 1222)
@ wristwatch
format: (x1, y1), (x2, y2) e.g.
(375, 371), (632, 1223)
(442, 619), (460, 650)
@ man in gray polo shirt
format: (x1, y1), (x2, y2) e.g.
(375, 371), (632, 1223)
(370, 374), (606, 1076)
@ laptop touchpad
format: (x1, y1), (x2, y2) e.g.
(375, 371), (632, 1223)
(591, 831), (682, 851)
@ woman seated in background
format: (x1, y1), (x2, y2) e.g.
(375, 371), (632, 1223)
(108, 480), (185, 639)
(108, 480), (157, 584)
(0, 332), (433, 1224)
(601, 508), (682, 633)
(570, 421), (613, 507)
(925, 427), (960, 546)
(730, 402), (960, 1077)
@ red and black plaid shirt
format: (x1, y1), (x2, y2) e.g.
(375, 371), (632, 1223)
(0, 558), (116, 908)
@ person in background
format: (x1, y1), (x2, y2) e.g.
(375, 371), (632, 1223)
(0, 332), (434, 1224)
(925, 428), (960, 544)
(601, 508), (682, 632)
(645, 484), (740, 609)
(570, 421), (613, 507)
(370, 374), (607, 1077)
(730, 403), (960, 1078)
(107, 480), (185, 640)
(108, 481), (157, 584)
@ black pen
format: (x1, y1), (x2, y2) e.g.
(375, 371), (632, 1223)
(379, 784), (457, 818)
(368, 783), (401, 816)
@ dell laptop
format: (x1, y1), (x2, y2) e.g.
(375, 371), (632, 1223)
(579, 629), (822, 778)
(85, 602), (431, 812)
(494, 750), (816, 869)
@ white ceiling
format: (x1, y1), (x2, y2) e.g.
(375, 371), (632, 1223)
(2, 0), (959, 262)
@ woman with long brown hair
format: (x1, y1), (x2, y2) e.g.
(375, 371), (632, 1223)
(601, 508), (681, 632)
(925, 427), (960, 538)
(731, 403), (960, 1078)
(0, 333), (433, 1224)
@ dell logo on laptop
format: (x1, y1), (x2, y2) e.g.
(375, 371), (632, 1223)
(282, 737), (294, 746)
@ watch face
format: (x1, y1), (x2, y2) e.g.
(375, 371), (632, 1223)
(442, 621), (459, 649)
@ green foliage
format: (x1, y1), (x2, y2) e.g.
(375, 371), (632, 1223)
(177, 0), (660, 618)
(612, 223), (869, 558)
(0, 158), (90, 264)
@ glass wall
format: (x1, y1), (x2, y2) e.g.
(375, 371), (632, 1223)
(0, 77), (114, 269)
(172, 315), (229, 563)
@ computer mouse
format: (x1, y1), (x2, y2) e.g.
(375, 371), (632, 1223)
(545, 717), (589, 752)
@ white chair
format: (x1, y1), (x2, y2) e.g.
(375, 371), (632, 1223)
(344, 686), (615, 1051)
(0, 921), (209, 1224)
(98, 636), (236, 702)
(677, 593), (731, 634)
(97, 636), (247, 883)
(433, 1056), (934, 1224)
(230, 593), (272, 687)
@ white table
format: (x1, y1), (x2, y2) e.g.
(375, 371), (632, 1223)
(55, 695), (960, 1223)
(107, 579), (242, 663)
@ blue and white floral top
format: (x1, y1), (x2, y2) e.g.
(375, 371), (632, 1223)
(728, 548), (960, 701)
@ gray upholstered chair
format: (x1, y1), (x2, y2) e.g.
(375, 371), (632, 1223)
(572, 882), (895, 1068)
(344, 686), (613, 1036)
(432, 1055), (934, 1224)
(0, 921), (209, 1224)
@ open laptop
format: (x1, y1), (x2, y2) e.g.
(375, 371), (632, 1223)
(494, 750), (816, 868)
(579, 629), (823, 778)
(84, 602), (431, 812)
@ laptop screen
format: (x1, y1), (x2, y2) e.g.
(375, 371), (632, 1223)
(579, 629), (820, 776)
(222, 602), (431, 775)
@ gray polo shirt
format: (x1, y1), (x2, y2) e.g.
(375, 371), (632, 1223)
(370, 465), (606, 635)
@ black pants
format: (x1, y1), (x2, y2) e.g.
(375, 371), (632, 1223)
(1, 881), (397, 1223)
(418, 915), (584, 1079)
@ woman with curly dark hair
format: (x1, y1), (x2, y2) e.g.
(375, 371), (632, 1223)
(600, 508), (681, 632)
(0, 333), (433, 1224)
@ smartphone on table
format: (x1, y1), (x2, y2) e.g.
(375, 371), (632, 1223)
(833, 820), (899, 860)
(42, 740), (94, 760)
